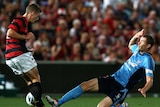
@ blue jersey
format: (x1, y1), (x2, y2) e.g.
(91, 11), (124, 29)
(112, 44), (155, 87)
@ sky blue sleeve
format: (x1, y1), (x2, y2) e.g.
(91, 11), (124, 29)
(131, 44), (138, 53)
(144, 57), (155, 77)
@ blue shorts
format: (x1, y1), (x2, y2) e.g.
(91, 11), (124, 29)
(98, 75), (128, 106)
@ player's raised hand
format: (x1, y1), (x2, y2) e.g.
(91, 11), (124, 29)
(128, 29), (145, 49)
(135, 29), (144, 38)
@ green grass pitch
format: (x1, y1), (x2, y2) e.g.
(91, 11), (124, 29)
(0, 93), (159, 107)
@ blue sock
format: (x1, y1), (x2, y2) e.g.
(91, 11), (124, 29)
(58, 85), (83, 106)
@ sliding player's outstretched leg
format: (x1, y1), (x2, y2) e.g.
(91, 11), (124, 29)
(46, 95), (59, 107)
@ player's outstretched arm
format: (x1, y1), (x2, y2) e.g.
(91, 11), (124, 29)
(138, 76), (153, 97)
(128, 29), (144, 49)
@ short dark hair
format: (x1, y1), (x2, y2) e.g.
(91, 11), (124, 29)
(143, 34), (154, 49)
(26, 3), (41, 14)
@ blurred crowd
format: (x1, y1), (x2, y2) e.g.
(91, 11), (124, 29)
(0, 0), (160, 63)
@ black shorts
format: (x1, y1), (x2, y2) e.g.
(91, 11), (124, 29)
(98, 75), (128, 106)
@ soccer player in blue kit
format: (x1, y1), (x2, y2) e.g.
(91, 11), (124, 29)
(46, 29), (155, 107)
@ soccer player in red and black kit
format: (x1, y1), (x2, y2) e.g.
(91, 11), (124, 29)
(5, 3), (45, 107)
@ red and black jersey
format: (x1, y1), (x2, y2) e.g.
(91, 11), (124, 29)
(5, 17), (29, 60)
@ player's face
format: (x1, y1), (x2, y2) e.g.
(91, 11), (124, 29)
(138, 37), (148, 52)
(30, 12), (40, 23)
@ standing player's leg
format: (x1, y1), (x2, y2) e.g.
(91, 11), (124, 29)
(22, 67), (44, 107)
(6, 52), (45, 107)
